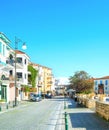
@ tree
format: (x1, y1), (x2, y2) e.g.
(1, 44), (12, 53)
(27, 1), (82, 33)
(69, 71), (94, 93)
(28, 65), (38, 88)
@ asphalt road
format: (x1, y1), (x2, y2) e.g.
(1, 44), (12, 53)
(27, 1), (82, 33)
(0, 96), (64, 130)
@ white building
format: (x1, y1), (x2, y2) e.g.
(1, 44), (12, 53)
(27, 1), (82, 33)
(94, 76), (109, 94)
(15, 50), (30, 100)
(0, 32), (15, 102)
(0, 32), (30, 103)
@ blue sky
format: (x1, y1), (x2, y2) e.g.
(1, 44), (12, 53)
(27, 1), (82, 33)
(0, 0), (109, 78)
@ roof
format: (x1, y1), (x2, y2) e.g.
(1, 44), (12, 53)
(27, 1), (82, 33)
(30, 62), (52, 70)
(15, 50), (30, 59)
(94, 76), (109, 80)
(15, 50), (25, 54)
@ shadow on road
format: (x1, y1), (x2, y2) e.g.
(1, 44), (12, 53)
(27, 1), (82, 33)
(69, 112), (109, 130)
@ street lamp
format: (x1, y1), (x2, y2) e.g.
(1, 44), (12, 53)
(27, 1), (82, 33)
(14, 37), (27, 106)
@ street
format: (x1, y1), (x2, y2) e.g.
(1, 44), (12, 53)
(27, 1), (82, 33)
(0, 97), (64, 130)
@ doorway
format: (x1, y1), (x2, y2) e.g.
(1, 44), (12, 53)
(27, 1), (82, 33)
(1, 85), (7, 102)
(98, 84), (104, 94)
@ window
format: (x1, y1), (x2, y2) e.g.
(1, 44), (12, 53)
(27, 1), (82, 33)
(105, 87), (107, 90)
(100, 80), (102, 85)
(17, 57), (22, 63)
(105, 80), (108, 85)
(95, 87), (97, 90)
(17, 72), (22, 78)
(25, 59), (26, 64)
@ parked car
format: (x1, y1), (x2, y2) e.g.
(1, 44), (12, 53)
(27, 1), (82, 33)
(30, 94), (42, 102)
(45, 93), (52, 99)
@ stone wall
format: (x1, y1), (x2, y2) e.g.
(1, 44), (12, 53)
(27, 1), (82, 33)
(77, 96), (96, 109)
(77, 94), (109, 121)
(96, 101), (109, 121)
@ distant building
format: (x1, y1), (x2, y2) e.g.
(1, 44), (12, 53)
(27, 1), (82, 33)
(94, 76), (109, 94)
(54, 77), (70, 95)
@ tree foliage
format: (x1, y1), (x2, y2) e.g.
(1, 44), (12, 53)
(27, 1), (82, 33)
(28, 65), (38, 87)
(69, 71), (94, 93)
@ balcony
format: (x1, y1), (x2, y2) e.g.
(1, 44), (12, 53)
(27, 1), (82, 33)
(0, 59), (14, 71)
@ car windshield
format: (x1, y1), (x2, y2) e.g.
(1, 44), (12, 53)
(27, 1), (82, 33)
(34, 94), (40, 97)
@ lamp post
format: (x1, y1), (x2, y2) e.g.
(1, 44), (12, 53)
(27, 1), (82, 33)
(14, 37), (27, 107)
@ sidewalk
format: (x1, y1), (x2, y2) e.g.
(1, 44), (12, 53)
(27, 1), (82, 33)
(0, 100), (30, 114)
(64, 98), (109, 130)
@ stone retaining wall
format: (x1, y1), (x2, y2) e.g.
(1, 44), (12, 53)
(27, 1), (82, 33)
(78, 97), (96, 109)
(96, 101), (109, 121)
(77, 95), (109, 121)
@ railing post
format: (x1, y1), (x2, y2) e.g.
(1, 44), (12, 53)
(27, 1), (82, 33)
(65, 112), (68, 130)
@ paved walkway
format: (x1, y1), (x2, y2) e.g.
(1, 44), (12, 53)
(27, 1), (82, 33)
(64, 98), (109, 130)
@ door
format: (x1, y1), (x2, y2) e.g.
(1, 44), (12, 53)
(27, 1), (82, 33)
(1, 85), (7, 102)
(98, 84), (104, 94)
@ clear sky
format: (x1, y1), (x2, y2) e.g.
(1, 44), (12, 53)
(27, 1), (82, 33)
(0, 0), (109, 78)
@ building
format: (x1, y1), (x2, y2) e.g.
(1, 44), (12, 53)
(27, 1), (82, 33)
(0, 32), (15, 102)
(55, 77), (70, 95)
(30, 63), (53, 95)
(15, 50), (30, 100)
(0, 32), (54, 103)
(0, 32), (30, 103)
(94, 76), (109, 94)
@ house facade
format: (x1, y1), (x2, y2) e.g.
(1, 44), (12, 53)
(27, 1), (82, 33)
(0, 32), (15, 102)
(94, 76), (109, 94)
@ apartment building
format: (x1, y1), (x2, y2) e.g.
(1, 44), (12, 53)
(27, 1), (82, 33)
(30, 63), (53, 95)
(43, 67), (53, 93)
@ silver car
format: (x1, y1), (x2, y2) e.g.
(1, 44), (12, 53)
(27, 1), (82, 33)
(30, 94), (42, 102)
